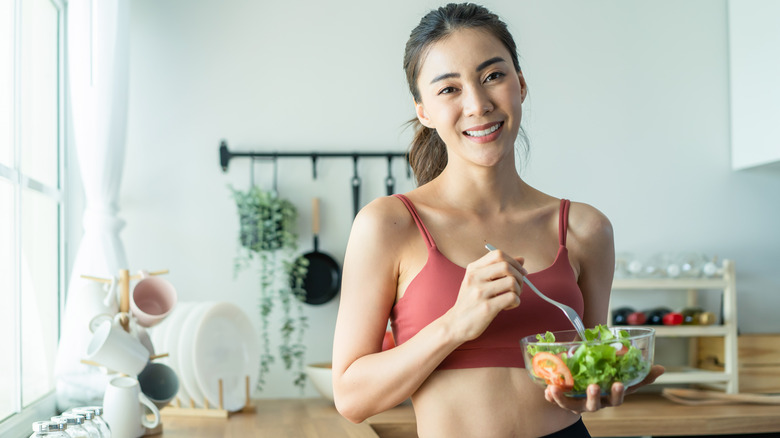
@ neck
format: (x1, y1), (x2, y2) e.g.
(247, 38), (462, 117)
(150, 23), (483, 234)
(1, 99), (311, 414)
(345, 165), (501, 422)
(426, 160), (532, 214)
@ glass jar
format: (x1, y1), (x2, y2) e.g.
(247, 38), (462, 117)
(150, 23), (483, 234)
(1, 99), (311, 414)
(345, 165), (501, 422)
(66, 410), (101, 438)
(73, 407), (111, 438)
(29, 421), (68, 438)
(51, 415), (89, 438)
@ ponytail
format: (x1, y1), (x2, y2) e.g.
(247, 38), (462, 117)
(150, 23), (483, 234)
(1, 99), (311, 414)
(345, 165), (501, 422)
(407, 118), (447, 186)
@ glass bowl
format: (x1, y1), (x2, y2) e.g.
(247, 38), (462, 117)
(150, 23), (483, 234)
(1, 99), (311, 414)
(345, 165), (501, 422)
(520, 326), (655, 397)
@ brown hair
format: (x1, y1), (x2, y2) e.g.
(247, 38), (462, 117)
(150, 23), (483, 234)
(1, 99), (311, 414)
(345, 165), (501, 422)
(403, 3), (526, 186)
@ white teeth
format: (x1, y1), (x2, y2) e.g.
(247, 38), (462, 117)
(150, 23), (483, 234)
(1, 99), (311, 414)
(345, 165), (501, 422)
(465, 123), (501, 137)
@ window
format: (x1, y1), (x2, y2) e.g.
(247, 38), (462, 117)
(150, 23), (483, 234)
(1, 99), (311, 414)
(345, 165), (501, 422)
(0, 0), (65, 436)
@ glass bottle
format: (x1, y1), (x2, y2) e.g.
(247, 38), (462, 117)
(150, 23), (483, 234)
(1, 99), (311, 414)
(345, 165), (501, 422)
(29, 421), (68, 438)
(68, 410), (101, 438)
(681, 307), (703, 325)
(51, 415), (89, 438)
(645, 307), (672, 325)
(697, 311), (717, 325)
(75, 407), (111, 438)
(612, 306), (635, 325)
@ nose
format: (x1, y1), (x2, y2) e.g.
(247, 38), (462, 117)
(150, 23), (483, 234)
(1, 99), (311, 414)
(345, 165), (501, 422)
(462, 85), (494, 117)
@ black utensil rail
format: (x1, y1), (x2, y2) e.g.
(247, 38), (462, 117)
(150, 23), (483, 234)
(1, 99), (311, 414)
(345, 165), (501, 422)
(219, 140), (409, 178)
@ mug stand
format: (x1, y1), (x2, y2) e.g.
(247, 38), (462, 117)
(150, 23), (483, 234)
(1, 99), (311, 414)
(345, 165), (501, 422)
(80, 269), (256, 423)
(79, 268), (171, 436)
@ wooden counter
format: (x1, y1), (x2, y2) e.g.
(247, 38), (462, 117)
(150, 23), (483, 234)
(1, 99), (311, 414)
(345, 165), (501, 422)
(157, 399), (377, 437)
(153, 395), (780, 437)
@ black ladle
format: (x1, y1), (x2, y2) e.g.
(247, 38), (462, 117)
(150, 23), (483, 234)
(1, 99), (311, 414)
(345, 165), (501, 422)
(385, 155), (395, 196)
(351, 156), (361, 217)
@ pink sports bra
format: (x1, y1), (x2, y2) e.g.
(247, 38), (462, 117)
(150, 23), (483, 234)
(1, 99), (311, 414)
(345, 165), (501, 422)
(389, 194), (585, 369)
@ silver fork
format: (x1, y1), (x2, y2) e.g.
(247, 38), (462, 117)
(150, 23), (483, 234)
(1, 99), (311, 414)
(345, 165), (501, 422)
(485, 244), (587, 340)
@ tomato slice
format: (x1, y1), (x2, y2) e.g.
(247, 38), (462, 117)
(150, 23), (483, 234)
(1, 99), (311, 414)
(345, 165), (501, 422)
(532, 352), (574, 389)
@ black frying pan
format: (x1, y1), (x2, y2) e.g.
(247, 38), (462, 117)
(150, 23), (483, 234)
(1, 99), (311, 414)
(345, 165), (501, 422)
(299, 198), (341, 305)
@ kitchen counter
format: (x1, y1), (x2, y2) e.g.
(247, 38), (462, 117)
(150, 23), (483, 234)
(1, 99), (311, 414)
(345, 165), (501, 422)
(153, 394), (780, 437)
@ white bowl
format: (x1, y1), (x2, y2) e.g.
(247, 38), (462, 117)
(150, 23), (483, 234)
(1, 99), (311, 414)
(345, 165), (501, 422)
(305, 362), (333, 401)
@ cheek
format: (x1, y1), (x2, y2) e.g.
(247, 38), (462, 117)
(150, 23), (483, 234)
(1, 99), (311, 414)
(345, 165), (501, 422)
(427, 103), (460, 129)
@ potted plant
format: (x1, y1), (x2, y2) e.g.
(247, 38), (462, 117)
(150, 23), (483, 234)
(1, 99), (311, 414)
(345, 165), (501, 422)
(230, 185), (309, 392)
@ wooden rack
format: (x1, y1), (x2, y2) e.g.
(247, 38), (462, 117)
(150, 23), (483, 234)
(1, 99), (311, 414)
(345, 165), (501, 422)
(80, 268), (256, 432)
(81, 269), (169, 331)
(160, 376), (256, 419)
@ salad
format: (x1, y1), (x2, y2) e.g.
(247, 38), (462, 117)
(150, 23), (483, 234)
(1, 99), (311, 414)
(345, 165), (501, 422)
(525, 324), (651, 395)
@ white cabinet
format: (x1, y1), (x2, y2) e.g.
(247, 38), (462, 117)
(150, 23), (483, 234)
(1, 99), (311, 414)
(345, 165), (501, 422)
(610, 260), (738, 393)
(729, 0), (780, 170)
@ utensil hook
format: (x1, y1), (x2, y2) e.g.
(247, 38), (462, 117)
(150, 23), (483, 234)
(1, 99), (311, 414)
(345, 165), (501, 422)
(249, 157), (256, 188)
(351, 155), (361, 217)
(385, 155), (396, 196)
(272, 155), (279, 195)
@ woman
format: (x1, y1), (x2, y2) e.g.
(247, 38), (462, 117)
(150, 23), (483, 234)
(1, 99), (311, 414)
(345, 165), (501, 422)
(332, 3), (663, 437)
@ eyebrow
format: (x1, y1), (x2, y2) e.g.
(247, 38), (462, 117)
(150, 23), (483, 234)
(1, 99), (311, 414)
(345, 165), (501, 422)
(429, 56), (507, 84)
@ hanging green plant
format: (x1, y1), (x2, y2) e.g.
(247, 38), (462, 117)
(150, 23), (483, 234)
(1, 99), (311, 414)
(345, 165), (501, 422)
(230, 185), (309, 392)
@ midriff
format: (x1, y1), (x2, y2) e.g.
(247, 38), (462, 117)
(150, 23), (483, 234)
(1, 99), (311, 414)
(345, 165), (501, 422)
(411, 367), (580, 438)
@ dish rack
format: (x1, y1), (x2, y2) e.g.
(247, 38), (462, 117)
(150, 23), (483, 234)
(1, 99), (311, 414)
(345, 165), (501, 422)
(80, 268), (256, 430)
(160, 376), (255, 418)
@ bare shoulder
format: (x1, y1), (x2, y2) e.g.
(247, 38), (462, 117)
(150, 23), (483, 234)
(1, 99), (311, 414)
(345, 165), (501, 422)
(346, 195), (418, 259)
(566, 201), (614, 248)
(351, 195), (414, 239)
(565, 201), (615, 275)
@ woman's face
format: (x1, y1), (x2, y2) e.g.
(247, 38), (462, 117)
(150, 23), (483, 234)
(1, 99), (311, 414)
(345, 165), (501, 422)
(414, 28), (526, 168)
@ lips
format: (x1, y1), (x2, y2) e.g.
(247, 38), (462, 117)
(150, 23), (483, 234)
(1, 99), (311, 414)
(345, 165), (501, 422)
(464, 121), (503, 137)
(463, 121), (504, 143)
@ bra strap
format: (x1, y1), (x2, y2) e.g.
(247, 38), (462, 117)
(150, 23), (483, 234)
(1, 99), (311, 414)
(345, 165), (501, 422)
(558, 199), (571, 247)
(392, 194), (435, 248)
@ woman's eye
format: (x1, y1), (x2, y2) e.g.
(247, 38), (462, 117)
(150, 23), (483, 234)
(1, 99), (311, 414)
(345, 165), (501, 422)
(438, 86), (457, 95)
(485, 72), (505, 82)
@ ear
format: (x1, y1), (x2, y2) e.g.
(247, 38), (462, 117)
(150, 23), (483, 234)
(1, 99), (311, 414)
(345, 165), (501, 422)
(517, 71), (528, 103)
(414, 99), (434, 129)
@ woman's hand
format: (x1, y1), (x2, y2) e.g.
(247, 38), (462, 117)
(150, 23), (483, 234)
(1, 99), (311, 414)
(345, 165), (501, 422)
(445, 248), (527, 343)
(544, 365), (665, 414)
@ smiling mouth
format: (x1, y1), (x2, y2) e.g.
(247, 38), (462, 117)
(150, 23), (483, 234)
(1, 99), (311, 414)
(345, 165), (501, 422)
(464, 122), (503, 137)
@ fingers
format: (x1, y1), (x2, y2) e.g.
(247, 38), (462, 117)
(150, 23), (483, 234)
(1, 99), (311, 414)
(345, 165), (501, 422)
(545, 383), (626, 415)
(466, 249), (526, 302)
(607, 382), (625, 407)
(476, 250), (526, 290)
(481, 248), (528, 276)
(584, 385), (602, 412)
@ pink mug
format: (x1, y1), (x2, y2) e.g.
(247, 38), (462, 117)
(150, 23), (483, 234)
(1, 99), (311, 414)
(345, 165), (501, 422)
(131, 271), (177, 327)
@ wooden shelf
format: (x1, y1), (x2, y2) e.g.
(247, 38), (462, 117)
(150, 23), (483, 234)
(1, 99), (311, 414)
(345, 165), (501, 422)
(654, 366), (734, 385)
(613, 325), (730, 337)
(609, 259), (738, 393)
(612, 277), (728, 290)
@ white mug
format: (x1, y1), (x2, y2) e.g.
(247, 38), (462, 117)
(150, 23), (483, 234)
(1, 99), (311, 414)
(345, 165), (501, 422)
(90, 312), (156, 356)
(86, 318), (150, 376)
(103, 376), (160, 438)
(131, 271), (177, 327)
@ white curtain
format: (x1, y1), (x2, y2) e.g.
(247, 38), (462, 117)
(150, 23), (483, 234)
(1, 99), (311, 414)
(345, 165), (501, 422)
(54, 0), (130, 410)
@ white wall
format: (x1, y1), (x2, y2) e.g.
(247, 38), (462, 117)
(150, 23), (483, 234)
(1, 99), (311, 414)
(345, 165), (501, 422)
(66, 0), (780, 398)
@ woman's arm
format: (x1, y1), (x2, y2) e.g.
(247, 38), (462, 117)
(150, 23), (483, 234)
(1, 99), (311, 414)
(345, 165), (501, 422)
(332, 196), (526, 423)
(332, 197), (456, 423)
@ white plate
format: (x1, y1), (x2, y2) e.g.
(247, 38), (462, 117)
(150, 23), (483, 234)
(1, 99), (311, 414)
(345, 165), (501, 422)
(164, 302), (196, 405)
(177, 302), (213, 407)
(149, 301), (178, 366)
(192, 302), (259, 412)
